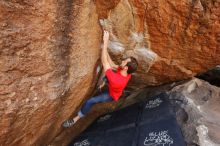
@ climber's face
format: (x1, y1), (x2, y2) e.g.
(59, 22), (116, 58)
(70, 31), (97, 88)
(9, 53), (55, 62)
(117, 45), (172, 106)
(119, 57), (131, 70)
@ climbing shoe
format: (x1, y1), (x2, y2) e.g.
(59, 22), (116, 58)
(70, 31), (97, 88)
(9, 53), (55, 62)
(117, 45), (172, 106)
(62, 119), (75, 128)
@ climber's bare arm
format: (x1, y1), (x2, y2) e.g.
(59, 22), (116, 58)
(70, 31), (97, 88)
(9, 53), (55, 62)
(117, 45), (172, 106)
(107, 53), (119, 70)
(102, 31), (111, 72)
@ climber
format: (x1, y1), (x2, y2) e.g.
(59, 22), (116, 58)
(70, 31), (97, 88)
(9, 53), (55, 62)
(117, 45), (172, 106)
(62, 30), (138, 128)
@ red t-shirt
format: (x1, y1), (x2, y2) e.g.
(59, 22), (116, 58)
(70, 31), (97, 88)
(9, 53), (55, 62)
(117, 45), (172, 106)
(105, 68), (131, 101)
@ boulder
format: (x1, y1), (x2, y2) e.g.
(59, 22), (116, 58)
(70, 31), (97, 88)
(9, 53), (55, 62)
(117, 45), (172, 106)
(96, 0), (220, 86)
(169, 78), (220, 146)
(0, 0), (101, 145)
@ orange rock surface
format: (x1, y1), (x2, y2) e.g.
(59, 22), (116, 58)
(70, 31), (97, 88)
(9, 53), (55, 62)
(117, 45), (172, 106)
(97, 0), (220, 86)
(0, 0), (219, 145)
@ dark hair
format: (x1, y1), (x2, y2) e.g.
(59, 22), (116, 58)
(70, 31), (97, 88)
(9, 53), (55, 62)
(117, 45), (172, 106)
(126, 57), (138, 74)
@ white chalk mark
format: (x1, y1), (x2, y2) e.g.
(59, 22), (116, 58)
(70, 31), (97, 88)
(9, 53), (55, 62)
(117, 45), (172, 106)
(131, 32), (144, 43)
(108, 41), (125, 54)
(99, 19), (105, 26)
(134, 47), (157, 61)
(194, 0), (204, 11)
(96, 65), (101, 74)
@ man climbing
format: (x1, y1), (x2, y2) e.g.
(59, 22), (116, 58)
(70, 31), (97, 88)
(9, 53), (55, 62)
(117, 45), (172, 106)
(62, 31), (138, 128)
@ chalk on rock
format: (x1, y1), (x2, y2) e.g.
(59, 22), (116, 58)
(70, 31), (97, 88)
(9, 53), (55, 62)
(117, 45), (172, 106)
(131, 32), (144, 43)
(134, 47), (157, 61)
(108, 41), (125, 54)
(99, 19), (105, 26)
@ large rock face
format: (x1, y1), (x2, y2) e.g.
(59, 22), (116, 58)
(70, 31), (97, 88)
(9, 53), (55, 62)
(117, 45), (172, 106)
(0, 0), (101, 145)
(0, 0), (219, 145)
(96, 0), (220, 86)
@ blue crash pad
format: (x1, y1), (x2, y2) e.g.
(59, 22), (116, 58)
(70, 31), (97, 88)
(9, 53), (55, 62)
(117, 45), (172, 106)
(69, 133), (104, 146)
(68, 92), (186, 146)
(109, 103), (142, 131)
(83, 112), (115, 134)
(100, 127), (137, 146)
(139, 93), (175, 125)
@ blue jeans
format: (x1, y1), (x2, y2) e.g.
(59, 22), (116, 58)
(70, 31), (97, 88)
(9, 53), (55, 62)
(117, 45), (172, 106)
(78, 91), (113, 118)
